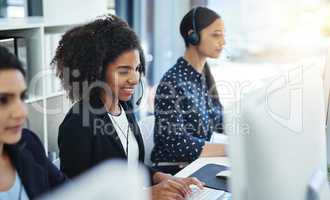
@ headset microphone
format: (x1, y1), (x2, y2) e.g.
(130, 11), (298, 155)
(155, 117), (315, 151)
(222, 48), (233, 61)
(136, 80), (144, 106)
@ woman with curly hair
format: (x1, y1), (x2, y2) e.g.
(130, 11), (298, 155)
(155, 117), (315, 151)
(52, 15), (203, 200)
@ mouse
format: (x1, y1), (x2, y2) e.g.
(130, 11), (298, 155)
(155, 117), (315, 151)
(216, 170), (231, 179)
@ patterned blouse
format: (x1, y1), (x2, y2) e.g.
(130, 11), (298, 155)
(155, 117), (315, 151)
(151, 57), (223, 163)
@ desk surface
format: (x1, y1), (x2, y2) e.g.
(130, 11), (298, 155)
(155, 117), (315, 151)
(175, 157), (229, 178)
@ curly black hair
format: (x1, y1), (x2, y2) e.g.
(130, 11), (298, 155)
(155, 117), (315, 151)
(0, 45), (25, 76)
(52, 15), (145, 102)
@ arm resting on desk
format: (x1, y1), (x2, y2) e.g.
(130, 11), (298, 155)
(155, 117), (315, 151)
(200, 143), (226, 157)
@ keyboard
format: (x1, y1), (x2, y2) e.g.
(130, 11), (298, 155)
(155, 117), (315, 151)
(187, 186), (229, 200)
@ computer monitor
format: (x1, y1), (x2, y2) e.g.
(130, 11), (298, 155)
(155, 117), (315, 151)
(324, 49), (330, 165)
(225, 62), (330, 200)
(39, 160), (150, 200)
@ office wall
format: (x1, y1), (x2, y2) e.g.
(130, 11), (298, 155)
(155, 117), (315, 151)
(208, 0), (329, 62)
(149, 0), (190, 85)
(132, 0), (190, 118)
(46, 95), (71, 154)
(126, 0), (190, 91)
(43, 0), (107, 25)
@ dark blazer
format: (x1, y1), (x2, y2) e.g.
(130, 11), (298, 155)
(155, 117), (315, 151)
(5, 129), (66, 199)
(58, 96), (156, 184)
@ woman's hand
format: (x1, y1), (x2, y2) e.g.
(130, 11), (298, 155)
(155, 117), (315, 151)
(200, 143), (226, 157)
(153, 172), (173, 184)
(150, 179), (187, 200)
(151, 172), (204, 200)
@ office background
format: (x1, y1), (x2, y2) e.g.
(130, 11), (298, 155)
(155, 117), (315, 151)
(0, 0), (329, 170)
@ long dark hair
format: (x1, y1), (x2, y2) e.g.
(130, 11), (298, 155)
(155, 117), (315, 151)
(179, 7), (222, 104)
(0, 45), (25, 76)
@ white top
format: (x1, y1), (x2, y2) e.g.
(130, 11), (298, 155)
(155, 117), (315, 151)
(108, 106), (139, 167)
(0, 172), (29, 200)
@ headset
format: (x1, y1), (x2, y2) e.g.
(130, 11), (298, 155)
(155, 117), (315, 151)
(186, 7), (232, 60)
(136, 79), (143, 106)
(186, 7), (200, 46)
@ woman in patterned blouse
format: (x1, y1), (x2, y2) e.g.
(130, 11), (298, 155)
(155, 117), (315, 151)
(151, 7), (226, 166)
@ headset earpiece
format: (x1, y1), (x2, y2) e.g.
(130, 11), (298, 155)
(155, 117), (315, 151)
(187, 31), (200, 46)
(186, 7), (200, 46)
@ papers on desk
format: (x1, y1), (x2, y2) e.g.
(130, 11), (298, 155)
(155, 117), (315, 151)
(210, 133), (228, 144)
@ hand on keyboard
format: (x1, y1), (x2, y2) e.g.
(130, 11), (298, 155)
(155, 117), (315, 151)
(187, 185), (226, 200)
(150, 177), (204, 200)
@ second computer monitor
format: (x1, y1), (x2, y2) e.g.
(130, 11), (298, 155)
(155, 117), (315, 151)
(226, 62), (330, 200)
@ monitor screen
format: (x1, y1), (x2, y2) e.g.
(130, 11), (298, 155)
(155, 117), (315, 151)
(324, 49), (330, 169)
(226, 63), (330, 200)
(324, 49), (330, 125)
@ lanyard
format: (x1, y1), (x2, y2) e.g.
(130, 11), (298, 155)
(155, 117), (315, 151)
(110, 114), (130, 157)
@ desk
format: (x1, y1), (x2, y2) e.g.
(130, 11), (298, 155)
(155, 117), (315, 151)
(175, 157), (231, 200)
(175, 157), (229, 178)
